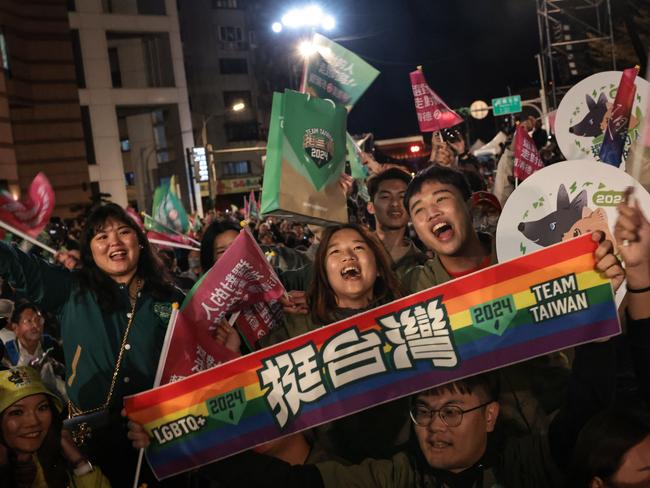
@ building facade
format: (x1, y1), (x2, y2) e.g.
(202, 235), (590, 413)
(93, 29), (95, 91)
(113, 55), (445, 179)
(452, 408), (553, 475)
(0, 0), (91, 217)
(179, 0), (269, 210)
(69, 0), (200, 214)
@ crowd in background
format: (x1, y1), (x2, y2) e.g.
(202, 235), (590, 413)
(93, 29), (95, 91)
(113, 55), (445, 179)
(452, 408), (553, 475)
(0, 117), (649, 488)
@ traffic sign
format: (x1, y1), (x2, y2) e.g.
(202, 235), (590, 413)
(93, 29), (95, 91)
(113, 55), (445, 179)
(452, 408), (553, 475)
(492, 95), (522, 116)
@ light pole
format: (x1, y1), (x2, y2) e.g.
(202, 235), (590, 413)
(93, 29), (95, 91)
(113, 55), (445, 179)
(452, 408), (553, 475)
(271, 4), (337, 90)
(196, 102), (246, 148)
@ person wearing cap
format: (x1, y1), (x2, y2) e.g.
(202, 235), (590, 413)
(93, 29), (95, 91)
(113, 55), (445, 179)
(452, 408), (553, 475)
(0, 297), (15, 345)
(0, 366), (110, 487)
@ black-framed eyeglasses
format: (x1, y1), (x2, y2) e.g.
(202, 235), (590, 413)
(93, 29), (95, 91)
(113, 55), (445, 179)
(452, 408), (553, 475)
(409, 401), (492, 428)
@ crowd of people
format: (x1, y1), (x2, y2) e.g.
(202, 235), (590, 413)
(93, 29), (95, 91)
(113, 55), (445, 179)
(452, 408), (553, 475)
(0, 122), (649, 488)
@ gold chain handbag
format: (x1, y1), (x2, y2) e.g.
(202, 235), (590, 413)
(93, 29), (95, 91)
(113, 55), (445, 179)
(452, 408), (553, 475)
(64, 279), (142, 446)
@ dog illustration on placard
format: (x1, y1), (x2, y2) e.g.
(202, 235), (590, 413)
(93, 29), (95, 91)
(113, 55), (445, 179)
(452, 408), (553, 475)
(517, 184), (588, 247)
(562, 207), (616, 252)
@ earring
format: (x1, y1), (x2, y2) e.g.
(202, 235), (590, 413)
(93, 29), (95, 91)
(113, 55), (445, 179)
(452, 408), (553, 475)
(139, 244), (144, 249)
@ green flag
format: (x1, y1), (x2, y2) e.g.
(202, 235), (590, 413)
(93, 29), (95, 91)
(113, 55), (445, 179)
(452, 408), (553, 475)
(346, 132), (368, 179)
(303, 33), (379, 110)
(149, 179), (190, 234)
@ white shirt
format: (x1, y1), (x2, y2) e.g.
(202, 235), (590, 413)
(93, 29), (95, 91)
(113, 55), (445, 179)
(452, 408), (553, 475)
(0, 327), (15, 345)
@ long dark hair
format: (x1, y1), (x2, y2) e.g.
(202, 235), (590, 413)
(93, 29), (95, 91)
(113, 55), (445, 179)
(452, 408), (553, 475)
(78, 203), (174, 312)
(0, 396), (68, 488)
(568, 406), (650, 487)
(199, 219), (241, 273)
(308, 223), (403, 325)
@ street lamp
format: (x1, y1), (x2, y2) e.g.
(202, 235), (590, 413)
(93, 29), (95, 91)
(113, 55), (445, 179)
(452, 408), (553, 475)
(197, 102), (246, 148)
(271, 4), (336, 33)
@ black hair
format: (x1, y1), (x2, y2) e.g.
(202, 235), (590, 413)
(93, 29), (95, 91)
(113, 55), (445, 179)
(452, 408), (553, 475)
(568, 406), (650, 487)
(0, 396), (68, 487)
(199, 219), (241, 273)
(404, 165), (472, 215)
(78, 203), (175, 312)
(10, 300), (40, 325)
(414, 372), (500, 405)
(367, 168), (413, 201)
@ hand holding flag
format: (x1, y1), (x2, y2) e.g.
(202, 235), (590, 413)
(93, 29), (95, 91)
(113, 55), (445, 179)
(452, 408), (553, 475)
(157, 228), (286, 384)
(0, 173), (55, 238)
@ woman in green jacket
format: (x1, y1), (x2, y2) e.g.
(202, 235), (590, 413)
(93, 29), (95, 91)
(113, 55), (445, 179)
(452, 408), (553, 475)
(0, 203), (183, 486)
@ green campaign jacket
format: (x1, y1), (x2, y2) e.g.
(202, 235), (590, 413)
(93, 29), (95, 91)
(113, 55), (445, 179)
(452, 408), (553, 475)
(0, 242), (183, 412)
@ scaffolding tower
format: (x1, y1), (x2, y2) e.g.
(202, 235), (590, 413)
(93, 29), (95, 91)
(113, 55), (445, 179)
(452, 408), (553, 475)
(536, 0), (616, 110)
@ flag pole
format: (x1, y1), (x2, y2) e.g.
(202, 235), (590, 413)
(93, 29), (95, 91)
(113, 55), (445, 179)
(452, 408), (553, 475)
(0, 220), (56, 255)
(141, 212), (201, 246)
(132, 303), (180, 488)
(147, 238), (200, 252)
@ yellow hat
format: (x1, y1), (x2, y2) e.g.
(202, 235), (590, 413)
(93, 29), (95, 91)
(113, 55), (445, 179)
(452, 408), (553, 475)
(0, 367), (63, 414)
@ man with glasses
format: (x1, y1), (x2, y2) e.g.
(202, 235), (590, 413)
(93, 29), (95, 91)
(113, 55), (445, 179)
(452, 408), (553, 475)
(4, 301), (62, 369)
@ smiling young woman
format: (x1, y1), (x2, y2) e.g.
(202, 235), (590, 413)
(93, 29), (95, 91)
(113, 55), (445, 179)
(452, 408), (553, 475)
(0, 203), (183, 486)
(0, 367), (110, 487)
(261, 223), (406, 463)
(309, 223), (403, 326)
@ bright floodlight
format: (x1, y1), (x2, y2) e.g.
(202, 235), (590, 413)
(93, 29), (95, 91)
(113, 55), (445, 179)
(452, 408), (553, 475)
(304, 5), (323, 26)
(271, 22), (283, 33)
(277, 5), (335, 31)
(321, 15), (336, 31)
(298, 40), (317, 57)
(281, 9), (301, 28)
(232, 102), (245, 112)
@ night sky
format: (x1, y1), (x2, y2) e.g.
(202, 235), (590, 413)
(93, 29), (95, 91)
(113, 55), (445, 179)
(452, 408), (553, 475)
(317, 0), (542, 142)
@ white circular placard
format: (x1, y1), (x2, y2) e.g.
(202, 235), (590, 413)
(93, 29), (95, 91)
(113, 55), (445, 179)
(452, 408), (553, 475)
(555, 71), (650, 165)
(497, 160), (650, 304)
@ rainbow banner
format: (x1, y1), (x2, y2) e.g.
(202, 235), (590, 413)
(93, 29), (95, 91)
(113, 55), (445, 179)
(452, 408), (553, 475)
(124, 235), (620, 480)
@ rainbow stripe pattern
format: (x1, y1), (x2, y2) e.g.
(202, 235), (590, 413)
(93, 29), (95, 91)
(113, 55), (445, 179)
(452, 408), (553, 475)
(124, 235), (620, 479)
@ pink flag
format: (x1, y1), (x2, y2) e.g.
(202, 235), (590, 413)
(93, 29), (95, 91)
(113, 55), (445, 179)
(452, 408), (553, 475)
(243, 195), (249, 221)
(513, 125), (545, 181)
(0, 173), (55, 237)
(410, 69), (463, 132)
(158, 228), (286, 384)
(126, 207), (144, 230)
(146, 230), (195, 247)
(235, 300), (284, 349)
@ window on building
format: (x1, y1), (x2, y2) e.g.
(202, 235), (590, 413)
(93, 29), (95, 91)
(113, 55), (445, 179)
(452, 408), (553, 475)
(219, 26), (243, 42)
(80, 107), (96, 165)
(212, 0), (239, 8)
(223, 90), (252, 110)
(102, 0), (166, 15)
(219, 58), (247, 74)
(106, 32), (174, 88)
(108, 47), (122, 88)
(224, 121), (259, 142)
(223, 160), (251, 176)
(71, 30), (85, 88)
(218, 26), (248, 50)
(0, 27), (10, 74)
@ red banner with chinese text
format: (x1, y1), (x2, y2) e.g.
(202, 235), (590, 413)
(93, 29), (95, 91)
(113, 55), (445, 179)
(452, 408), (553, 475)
(409, 69), (463, 132)
(158, 229), (286, 384)
(513, 125), (545, 181)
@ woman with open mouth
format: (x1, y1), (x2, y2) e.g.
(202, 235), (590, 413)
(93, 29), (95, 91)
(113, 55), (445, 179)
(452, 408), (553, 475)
(261, 223), (406, 463)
